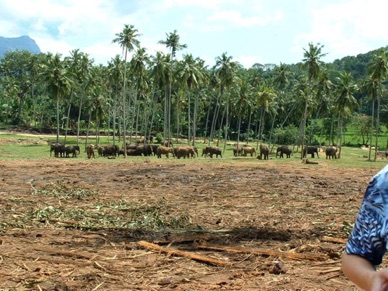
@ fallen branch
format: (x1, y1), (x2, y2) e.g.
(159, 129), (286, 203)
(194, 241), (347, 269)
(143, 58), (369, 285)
(137, 240), (230, 266)
(196, 242), (328, 261)
(302, 158), (319, 165)
(47, 218), (78, 225)
(319, 267), (342, 274)
(321, 236), (347, 244)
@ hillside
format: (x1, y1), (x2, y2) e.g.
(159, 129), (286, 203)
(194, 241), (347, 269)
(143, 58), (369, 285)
(0, 35), (41, 58)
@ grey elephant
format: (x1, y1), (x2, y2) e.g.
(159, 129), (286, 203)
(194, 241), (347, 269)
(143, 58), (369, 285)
(98, 144), (119, 157)
(242, 146), (256, 157)
(156, 146), (174, 158)
(233, 145), (243, 156)
(50, 143), (66, 158)
(65, 145), (80, 158)
(276, 145), (293, 158)
(136, 144), (153, 156)
(174, 146), (195, 159)
(325, 146), (337, 159)
(258, 145), (269, 160)
(302, 146), (320, 158)
(86, 144), (95, 159)
(202, 146), (222, 158)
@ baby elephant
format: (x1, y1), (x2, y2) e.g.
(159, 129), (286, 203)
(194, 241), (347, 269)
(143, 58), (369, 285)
(65, 145), (80, 158)
(86, 144), (95, 159)
(325, 146), (337, 159)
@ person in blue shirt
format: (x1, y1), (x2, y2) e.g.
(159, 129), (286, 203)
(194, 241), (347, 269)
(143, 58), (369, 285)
(342, 165), (388, 290)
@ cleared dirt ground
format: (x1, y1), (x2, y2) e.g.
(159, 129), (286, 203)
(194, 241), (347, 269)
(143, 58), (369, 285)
(0, 147), (384, 290)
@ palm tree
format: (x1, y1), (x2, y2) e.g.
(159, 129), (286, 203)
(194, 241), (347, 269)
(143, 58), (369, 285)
(213, 52), (239, 152)
(40, 53), (72, 143)
(334, 71), (358, 158)
(362, 76), (379, 160)
(177, 54), (204, 145)
(301, 42), (327, 158)
(367, 49), (388, 160)
(255, 82), (276, 149)
(107, 55), (125, 144)
(112, 24), (141, 156)
(130, 47), (150, 143)
(149, 51), (171, 139)
(159, 30), (187, 144)
(234, 77), (253, 146)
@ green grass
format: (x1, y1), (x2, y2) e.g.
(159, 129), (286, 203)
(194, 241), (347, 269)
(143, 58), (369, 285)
(0, 132), (387, 171)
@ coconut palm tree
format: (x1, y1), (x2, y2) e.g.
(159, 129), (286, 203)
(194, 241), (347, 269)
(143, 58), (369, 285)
(149, 51), (171, 139)
(362, 76), (379, 160)
(334, 71), (358, 158)
(255, 82), (276, 149)
(112, 24), (141, 156)
(367, 49), (388, 160)
(159, 30), (187, 144)
(177, 54), (204, 145)
(107, 55), (124, 144)
(40, 53), (72, 143)
(213, 52), (239, 152)
(130, 47), (150, 143)
(301, 42), (327, 158)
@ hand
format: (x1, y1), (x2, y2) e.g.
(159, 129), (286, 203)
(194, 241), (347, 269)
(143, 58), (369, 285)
(371, 269), (388, 291)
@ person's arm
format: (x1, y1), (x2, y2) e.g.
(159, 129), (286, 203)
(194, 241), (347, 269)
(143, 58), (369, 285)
(342, 252), (388, 291)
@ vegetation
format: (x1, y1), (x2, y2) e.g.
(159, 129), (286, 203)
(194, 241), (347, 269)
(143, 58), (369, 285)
(0, 25), (387, 161)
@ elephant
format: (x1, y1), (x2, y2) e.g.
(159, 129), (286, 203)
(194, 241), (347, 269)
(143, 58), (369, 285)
(135, 144), (153, 156)
(99, 144), (119, 157)
(126, 143), (139, 150)
(65, 145), (80, 158)
(242, 146), (256, 157)
(302, 146), (320, 158)
(233, 145), (243, 156)
(192, 146), (199, 157)
(150, 144), (160, 156)
(156, 146), (174, 158)
(126, 148), (143, 156)
(276, 145), (292, 158)
(258, 145), (269, 160)
(174, 146), (196, 159)
(86, 144), (95, 159)
(202, 146), (222, 158)
(50, 143), (66, 158)
(325, 146), (337, 159)
(162, 140), (173, 147)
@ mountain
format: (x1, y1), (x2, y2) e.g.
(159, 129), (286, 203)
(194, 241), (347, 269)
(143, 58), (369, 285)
(0, 35), (41, 58)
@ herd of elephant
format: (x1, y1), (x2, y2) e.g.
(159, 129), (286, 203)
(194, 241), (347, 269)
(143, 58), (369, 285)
(49, 142), (339, 160)
(233, 144), (339, 160)
(49, 142), (225, 159)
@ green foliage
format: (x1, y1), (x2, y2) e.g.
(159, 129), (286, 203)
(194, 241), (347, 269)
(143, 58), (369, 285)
(272, 125), (299, 145)
(35, 180), (99, 200)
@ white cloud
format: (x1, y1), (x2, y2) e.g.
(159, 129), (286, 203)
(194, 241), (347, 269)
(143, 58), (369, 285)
(292, 0), (388, 61)
(208, 10), (282, 27)
(236, 55), (263, 68)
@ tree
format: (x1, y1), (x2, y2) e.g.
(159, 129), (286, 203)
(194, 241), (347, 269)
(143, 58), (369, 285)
(334, 71), (358, 158)
(177, 54), (204, 145)
(213, 52), (239, 152)
(301, 42), (327, 158)
(112, 24), (141, 156)
(40, 53), (72, 143)
(255, 82), (276, 149)
(158, 30), (187, 144)
(367, 48), (388, 160)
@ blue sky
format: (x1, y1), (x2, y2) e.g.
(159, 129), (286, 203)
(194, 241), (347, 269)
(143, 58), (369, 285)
(1, 0), (387, 68)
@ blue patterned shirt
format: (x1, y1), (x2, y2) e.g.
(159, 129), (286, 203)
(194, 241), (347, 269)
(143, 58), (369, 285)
(346, 164), (388, 266)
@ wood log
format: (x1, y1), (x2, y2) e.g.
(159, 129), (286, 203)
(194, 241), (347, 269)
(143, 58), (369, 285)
(196, 242), (328, 261)
(137, 240), (229, 266)
(321, 236), (347, 244)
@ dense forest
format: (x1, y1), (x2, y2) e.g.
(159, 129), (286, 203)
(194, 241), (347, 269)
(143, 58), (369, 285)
(0, 25), (387, 159)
